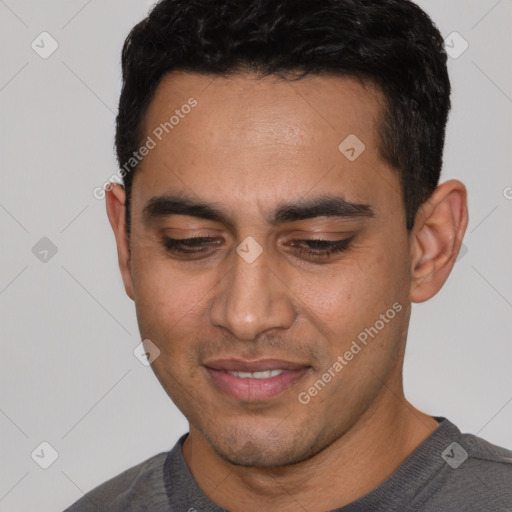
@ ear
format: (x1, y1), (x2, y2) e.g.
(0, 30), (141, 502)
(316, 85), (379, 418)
(105, 183), (135, 300)
(409, 179), (468, 303)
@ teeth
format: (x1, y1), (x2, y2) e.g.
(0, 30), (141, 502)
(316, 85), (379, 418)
(227, 369), (284, 379)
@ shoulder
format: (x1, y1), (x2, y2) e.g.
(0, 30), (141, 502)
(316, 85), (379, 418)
(63, 451), (169, 512)
(448, 431), (512, 482)
(423, 429), (512, 512)
(457, 432), (512, 485)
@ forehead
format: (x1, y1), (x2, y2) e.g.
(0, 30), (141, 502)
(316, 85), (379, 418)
(133, 71), (401, 221)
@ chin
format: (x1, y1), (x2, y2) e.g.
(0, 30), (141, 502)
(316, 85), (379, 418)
(203, 423), (325, 468)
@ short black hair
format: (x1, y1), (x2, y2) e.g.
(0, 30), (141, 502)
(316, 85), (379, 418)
(115, 0), (451, 233)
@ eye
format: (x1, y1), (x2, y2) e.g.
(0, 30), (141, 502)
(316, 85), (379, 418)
(161, 235), (354, 261)
(289, 237), (354, 259)
(162, 236), (223, 256)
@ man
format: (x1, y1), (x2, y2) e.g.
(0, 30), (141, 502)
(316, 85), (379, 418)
(66, 0), (512, 510)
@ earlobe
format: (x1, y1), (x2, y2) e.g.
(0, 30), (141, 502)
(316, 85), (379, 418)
(105, 183), (135, 301)
(410, 180), (468, 303)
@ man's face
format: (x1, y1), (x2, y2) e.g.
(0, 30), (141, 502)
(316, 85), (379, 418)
(126, 71), (413, 466)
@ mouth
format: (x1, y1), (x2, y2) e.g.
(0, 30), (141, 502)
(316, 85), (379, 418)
(203, 359), (311, 401)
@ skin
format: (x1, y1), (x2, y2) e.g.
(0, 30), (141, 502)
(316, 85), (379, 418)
(106, 71), (468, 511)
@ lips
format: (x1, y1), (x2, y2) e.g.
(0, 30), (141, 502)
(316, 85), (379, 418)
(204, 359), (311, 401)
(205, 358), (308, 372)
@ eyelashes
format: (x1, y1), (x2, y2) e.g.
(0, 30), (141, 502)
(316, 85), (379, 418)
(162, 236), (221, 254)
(289, 237), (353, 257)
(162, 236), (354, 260)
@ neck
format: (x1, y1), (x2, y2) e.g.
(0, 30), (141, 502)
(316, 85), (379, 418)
(182, 384), (439, 512)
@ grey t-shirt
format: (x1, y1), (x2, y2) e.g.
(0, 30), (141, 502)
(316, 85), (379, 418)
(64, 418), (512, 511)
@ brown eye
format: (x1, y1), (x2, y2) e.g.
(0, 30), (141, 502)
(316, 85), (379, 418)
(162, 236), (223, 255)
(290, 237), (354, 259)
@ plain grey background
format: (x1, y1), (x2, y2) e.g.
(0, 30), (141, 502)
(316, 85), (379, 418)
(0, 1), (511, 511)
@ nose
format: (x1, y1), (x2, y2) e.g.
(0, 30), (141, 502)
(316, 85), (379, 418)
(209, 243), (297, 341)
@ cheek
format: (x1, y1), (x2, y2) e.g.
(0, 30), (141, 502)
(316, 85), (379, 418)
(290, 242), (409, 339)
(129, 251), (215, 341)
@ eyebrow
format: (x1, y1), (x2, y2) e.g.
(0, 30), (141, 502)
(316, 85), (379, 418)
(270, 195), (374, 224)
(142, 193), (374, 226)
(143, 195), (234, 227)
